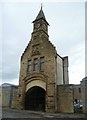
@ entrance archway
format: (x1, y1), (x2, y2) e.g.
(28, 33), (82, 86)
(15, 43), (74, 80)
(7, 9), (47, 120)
(25, 86), (45, 111)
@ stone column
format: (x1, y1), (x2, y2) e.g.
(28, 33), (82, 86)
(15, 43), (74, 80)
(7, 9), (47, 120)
(16, 80), (26, 110)
(45, 82), (55, 113)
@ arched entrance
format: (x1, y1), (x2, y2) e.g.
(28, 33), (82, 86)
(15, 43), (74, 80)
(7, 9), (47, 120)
(25, 86), (45, 111)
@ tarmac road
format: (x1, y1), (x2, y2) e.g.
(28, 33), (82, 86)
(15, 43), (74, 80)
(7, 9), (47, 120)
(1, 107), (87, 120)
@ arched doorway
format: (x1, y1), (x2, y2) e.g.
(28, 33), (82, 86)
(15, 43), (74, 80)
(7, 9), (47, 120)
(25, 86), (45, 111)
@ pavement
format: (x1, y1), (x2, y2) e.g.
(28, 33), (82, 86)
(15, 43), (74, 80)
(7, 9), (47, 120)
(1, 107), (87, 120)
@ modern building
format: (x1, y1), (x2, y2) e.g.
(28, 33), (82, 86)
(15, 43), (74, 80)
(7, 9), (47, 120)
(16, 6), (72, 113)
(80, 76), (87, 113)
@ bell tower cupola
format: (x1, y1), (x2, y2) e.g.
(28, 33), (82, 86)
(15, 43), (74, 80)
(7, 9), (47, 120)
(32, 5), (49, 34)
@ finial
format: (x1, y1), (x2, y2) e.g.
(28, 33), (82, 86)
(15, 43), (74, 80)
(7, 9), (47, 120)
(41, 3), (43, 10)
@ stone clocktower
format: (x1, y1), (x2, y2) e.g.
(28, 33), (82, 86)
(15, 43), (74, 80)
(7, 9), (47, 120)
(16, 6), (69, 113)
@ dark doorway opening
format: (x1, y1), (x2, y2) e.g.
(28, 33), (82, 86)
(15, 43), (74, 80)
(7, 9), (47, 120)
(25, 86), (45, 111)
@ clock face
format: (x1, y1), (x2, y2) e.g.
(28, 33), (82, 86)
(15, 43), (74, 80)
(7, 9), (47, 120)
(43, 24), (47, 30)
(35, 23), (40, 29)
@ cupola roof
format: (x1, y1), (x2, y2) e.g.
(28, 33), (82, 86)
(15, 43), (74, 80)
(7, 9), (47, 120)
(35, 5), (46, 20)
(33, 5), (49, 25)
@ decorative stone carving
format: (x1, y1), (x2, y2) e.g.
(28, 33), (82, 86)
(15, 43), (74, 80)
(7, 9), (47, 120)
(31, 44), (40, 56)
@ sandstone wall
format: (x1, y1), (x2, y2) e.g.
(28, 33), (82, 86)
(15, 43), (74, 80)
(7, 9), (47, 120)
(57, 85), (74, 113)
(2, 87), (11, 107)
(11, 87), (18, 108)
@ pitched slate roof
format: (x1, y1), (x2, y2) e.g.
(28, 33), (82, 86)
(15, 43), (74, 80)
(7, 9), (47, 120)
(35, 6), (46, 21)
(33, 5), (49, 25)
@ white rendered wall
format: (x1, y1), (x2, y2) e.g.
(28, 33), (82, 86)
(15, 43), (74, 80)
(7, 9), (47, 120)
(63, 56), (69, 84)
(56, 56), (63, 85)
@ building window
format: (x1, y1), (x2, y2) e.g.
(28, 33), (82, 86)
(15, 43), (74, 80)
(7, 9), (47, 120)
(34, 58), (38, 71)
(40, 57), (44, 71)
(28, 60), (32, 73)
(79, 88), (81, 93)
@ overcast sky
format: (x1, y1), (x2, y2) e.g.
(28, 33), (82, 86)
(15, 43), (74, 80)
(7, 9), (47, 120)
(1, 1), (85, 85)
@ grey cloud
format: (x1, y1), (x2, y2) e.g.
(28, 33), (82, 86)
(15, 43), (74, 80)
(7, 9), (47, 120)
(1, 2), (85, 85)
(2, 71), (19, 81)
